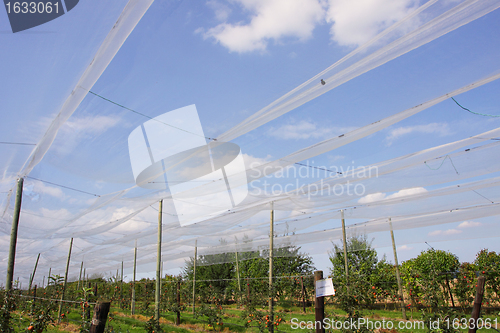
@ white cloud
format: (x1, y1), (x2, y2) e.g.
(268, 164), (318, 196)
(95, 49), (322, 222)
(326, 0), (415, 46)
(268, 120), (356, 140)
(358, 192), (386, 204)
(202, 0), (325, 53)
(385, 187), (427, 200)
(386, 122), (452, 145)
(357, 187), (427, 203)
(243, 153), (272, 168)
(458, 221), (482, 228)
(428, 228), (462, 236)
(398, 245), (413, 251)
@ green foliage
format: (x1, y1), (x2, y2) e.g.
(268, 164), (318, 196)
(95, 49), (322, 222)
(77, 287), (94, 333)
(329, 235), (381, 307)
(0, 291), (15, 333)
(24, 299), (56, 333)
(402, 249), (461, 333)
(371, 258), (398, 303)
(183, 243), (315, 308)
(195, 285), (225, 330)
(453, 262), (476, 308)
(474, 249), (500, 302)
(144, 315), (162, 333)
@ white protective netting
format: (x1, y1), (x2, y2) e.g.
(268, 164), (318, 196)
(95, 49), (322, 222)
(0, 0), (500, 284)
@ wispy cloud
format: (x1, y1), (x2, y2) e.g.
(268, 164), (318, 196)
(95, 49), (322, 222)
(386, 122), (452, 146)
(53, 115), (122, 155)
(268, 120), (356, 140)
(207, 0), (232, 21)
(428, 228), (462, 236)
(200, 0), (325, 53)
(398, 244), (413, 251)
(458, 221), (482, 228)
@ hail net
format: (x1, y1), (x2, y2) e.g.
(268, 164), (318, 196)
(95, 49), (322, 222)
(1, 0), (500, 284)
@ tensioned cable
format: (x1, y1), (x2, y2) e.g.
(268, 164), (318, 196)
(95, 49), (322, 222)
(26, 176), (100, 197)
(88, 91), (215, 141)
(0, 142), (36, 146)
(451, 97), (500, 117)
(423, 155), (459, 174)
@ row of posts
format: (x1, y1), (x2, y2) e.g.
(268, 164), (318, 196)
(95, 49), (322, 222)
(5, 181), (488, 333)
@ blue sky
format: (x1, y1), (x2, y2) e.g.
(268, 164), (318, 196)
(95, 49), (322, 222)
(1, 0), (500, 283)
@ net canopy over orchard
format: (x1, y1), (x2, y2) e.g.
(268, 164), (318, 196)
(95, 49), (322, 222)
(1, 0), (500, 285)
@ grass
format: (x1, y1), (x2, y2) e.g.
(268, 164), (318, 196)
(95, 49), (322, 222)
(7, 303), (500, 332)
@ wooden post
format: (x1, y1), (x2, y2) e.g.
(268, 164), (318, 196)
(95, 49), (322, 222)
(83, 268), (85, 284)
(28, 253), (40, 292)
(314, 271), (325, 333)
(42, 276), (45, 288)
(58, 237), (73, 322)
(89, 302), (111, 333)
(192, 240), (197, 315)
(389, 219), (407, 320)
(301, 276), (306, 313)
(176, 279), (181, 325)
(33, 285), (37, 303)
(48, 268), (51, 286)
(78, 261), (83, 290)
(155, 200), (162, 321)
(341, 210), (348, 283)
(94, 283), (98, 298)
(131, 243), (137, 315)
(269, 204), (274, 333)
(5, 178), (23, 292)
(468, 276), (486, 333)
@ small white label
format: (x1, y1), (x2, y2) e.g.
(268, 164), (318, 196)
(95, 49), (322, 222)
(316, 278), (335, 297)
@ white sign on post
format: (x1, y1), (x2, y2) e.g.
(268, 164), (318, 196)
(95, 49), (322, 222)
(316, 278), (335, 297)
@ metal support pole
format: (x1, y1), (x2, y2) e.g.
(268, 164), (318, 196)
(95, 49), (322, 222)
(58, 237), (73, 322)
(269, 204), (274, 333)
(389, 219), (407, 320)
(235, 250), (241, 304)
(192, 240), (197, 315)
(131, 243), (137, 315)
(6, 178), (23, 291)
(28, 253), (40, 292)
(155, 200), (162, 321)
(341, 210), (349, 284)
(78, 261), (83, 290)
(120, 261), (124, 306)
